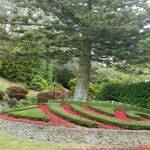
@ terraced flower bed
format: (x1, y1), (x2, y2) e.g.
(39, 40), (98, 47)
(1, 100), (150, 129)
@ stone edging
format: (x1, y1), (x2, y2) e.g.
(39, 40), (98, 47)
(0, 118), (150, 146)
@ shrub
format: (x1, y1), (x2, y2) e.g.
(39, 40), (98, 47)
(0, 58), (53, 91)
(8, 98), (19, 108)
(37, 88), (70, 103)
(0, 90), (4, 100)
(97, 81), (150, 108)
(57, 68), (75, 89)
(27, 75), (50, 91)
(37, 91), (51, 103)
(7, 86), (28, 100)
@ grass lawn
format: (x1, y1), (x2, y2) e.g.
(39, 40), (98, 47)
(0, 77), (38, 96)
(0, 132), (90, 150)
(8, 108), (50, 122)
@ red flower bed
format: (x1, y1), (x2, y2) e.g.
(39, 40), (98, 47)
(62, 105), (122, 130)
(0, 105), (76, 127)
(114, 109), (150, 122)
(62, 105), (83, 117)
(0, 114), (49, 126)
(141, 117), (149, 122)
(81, 106), (122, 130)
(114, 109), (132, 121)
(1, 104), (149, 128)
(38, 105), (76, 127)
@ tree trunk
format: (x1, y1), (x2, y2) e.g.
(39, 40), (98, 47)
(74, 51), (91, 100)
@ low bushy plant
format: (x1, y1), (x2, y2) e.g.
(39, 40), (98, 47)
(0, 90), (4, 100)
(7, 86), (28, 100)
(97, 81), (150, 108)
(0, 58), (53, 91)
(27, 75), (51, 91)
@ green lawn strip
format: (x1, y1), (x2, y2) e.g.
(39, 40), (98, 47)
(2, 105), (38, 114)
(91, 102), (150, 113)
(138, 112), (150, 119)
(89, 105), (115, 116)
(126, 111), (150, 120)
(71, 104), (150, 130)
(8, 108), (50, 122)
(126, 111), (141, 120)
(47, 103), (99, 128)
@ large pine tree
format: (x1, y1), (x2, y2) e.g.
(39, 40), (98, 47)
(0, 0), (150, 100)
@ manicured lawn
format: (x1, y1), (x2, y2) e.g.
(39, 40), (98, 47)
(8, 108), (50, 122)
(0, 132), (90, 150)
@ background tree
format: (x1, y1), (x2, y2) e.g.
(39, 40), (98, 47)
(0, 0), (150, 100)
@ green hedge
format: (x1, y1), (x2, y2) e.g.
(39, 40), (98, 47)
(8, 108), (50, 122)
(2, 105), (38, 114)
(71, 104), (150, 130)
(97, 82), (150, 108)
(89, 105), (115, 116)
(47, 103), (99, 128)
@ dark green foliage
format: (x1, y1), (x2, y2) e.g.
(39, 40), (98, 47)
(0, 0), (149, 100)
(8, 108), (50, 122)
(0, 90), (4, 100)
(8, 98), (19, 108)
(57, 68), (75, 89)
(28, 75), (50, 91)
(0, 58), (37, 83)
(0, 58), (53, 90)
(97, 81), (150, 108)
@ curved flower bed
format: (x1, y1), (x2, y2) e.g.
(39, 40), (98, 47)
(1, 101), (150, 130)
(0, 105), (76, 127)
(80, 106), (122, 130)
(70, 104), (150, 129)
(114, 109), (132, 121)
(0, 114), (49, 126)
(38, 105), (76, 127)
